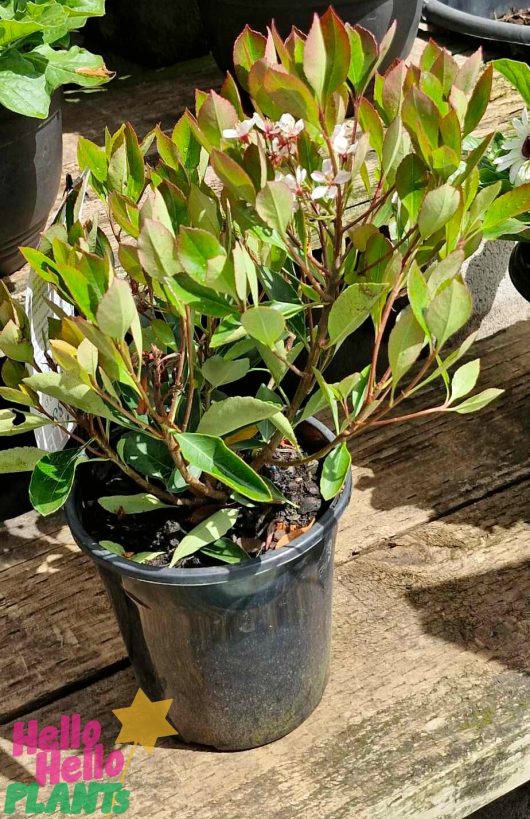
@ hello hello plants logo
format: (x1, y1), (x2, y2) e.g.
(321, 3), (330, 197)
(3, 690), (177, 815)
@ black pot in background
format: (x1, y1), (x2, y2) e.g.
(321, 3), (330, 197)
(66, 418), (352, 751)
(423, 0), (530, 59)
(509, 241), (530, 303)
(198, 0), (422, 74)
(0, 391), (33, 522)
(87, 0), (208, 68)
(0, 94), (62, 277)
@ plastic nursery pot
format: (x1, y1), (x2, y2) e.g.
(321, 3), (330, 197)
(509, 241), (530, 303)
(66, 418), (352, 751)
(0, 93), (63, 277)
(423, 0), (530, 58)
(87, 0), (208, 68)
(197, 0), (422, 74)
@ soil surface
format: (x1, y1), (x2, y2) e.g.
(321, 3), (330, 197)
(80, 447), (324, 569)
(498, 8), (530, 25)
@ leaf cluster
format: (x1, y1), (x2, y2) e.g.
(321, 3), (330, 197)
(0, 0), (111, 117)
(1, 12), (521, 564)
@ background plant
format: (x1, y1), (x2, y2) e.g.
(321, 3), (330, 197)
(0, 0), (111, 117)
(1, 11), (528, 565)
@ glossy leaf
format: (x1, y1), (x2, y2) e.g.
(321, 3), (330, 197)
(320, 443), (351, 500)
(169, 508), (239, 566)
(175, 433), (272, 502)
(29, 448), (87, 516)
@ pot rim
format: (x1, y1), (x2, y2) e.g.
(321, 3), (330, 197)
(423, 0), (530, 46)
(65, 417), (352, 586)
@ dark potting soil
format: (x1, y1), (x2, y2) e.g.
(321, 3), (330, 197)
(80, 448), (324, 569)
(497, 8), (530, 24)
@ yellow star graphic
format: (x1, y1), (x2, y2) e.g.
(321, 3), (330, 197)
(112, 689), (178, 753)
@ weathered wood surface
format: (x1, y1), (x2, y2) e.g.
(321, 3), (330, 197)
(4, 470), (530, 817)
(2, 31), (530, 819)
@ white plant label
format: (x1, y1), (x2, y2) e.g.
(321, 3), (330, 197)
(25, 274), (75, 452)
(25, 172), (89, 453)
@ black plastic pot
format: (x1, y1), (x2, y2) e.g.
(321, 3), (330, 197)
(198, 0), (423, 73)
(0, 94), (63, 277)
(423, 0), (530, 57)
(66, 418), (352, 750)
(88, 0), (208, 68)
(509, 241), (530, 303)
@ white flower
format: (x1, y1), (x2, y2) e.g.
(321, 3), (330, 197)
(222, 118), (255, 141)
(277, 113), (304, 139)
(311, 159), (350, 200)
(275, 167), (307, 210)
(275, 166), (307, 194)
(494, 109), (530, 185)
(253, 114), (279, 139)
(331, 123), (356, 157)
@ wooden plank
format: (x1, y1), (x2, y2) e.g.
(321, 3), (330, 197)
(3, 475), (530, 817)
(1, 319), (529, 722)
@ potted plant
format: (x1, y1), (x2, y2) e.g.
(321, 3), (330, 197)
(476, 59), (530, 301)
(1, 12), (528, 750)
(0, 0), (112, 276)
(198, 0), (423, 73)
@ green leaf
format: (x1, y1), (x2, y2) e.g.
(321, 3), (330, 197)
(233, 25), (267, 91)
(241, 306), (286, 347)
(449, 388), (504, 414)
(198, 90), (238, 147)
(100, 540), (125, 556)
(175, 433), (272, 502)
(249, 60), (319, 124)
(494, 58), (530, 106)
(449, 359), (480, 403)
(29, 448), (87, 516)
(388, 306), (425, 389)
(131, 551), (165, 564)
(0, 52), (49, 117)
(395, 154), (429, 222)
(303, 8), (350, 103)
(176, 226), (227, 286)
(30, 44), (111, 93)
(96, 278), (137, 340)
(320, 443), (351, 501)
(210, 150), (256, 204)
(117, 432), (175, 488)
(169, 508), (239, 566)
(98, 494), (172, 514)
(426, 279), (473, 348)
(197, 396), (283, 437)
(172, 112), (202, 170)
(138, 219), (180, 279)
(23, 371), (116, 421)
(0, 446), (46, 473)
(256, 181), (294, 234)
(418, 184), (461, 238)
(201, 537), (250, 564)
(328, 283), (384, 347)
(463, 64), (492, 136)
(482, 184), (530, 232)
(0, 409), (50, 436)
(201, 356), (250, 388)
(78, 137), (107, 183)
